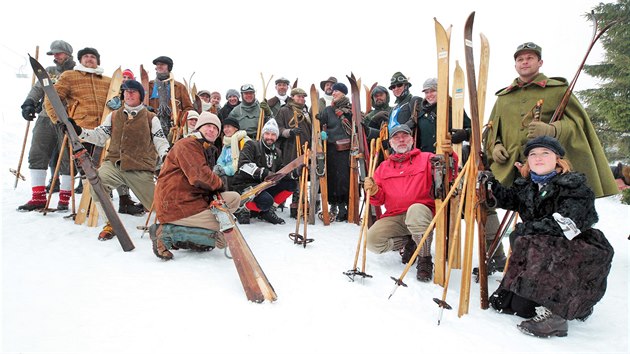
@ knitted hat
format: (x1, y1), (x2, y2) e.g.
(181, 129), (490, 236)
(514, 42), (542, 59)
(389, 124), (412, 137)
(319, 76), (337, 90)
(223, 117), (240, 130)
(261, 118), (279, 136)
(275, 77), (290, 85)
(332, 82), (348, 95)
(47, 40), (73, 55)
(77, 47), (100, 65)
(186, 110), (200, 120)
(152, 56), (173, 71)
(290, 88), (307, 97)
(422, 78), (437, 92)
(389, 72), (411, 89)
(195, 112), (221, 131)
(197, 90), (211, 98)
(122, 69), (135, 80)
(226, 89), (240, 100)
(121, 79), (145, 102)
(524, 136), (565, 157)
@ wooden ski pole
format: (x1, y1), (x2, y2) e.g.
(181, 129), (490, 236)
(42, 134), (68, 215)
(388, 158), (471, 299)
(68, 139), (76, 217)
(433, 160), (472, 325)
(301, 146), (310, 248)
(12, 45), (40, 188)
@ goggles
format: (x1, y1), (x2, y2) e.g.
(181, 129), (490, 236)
(516, 42), (538, 51)
(240, 84), (255, 93)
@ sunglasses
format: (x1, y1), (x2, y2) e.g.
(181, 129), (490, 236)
(392, 83), (405, 89)
(516, 42), (538, 51)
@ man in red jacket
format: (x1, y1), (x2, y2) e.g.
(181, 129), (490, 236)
(364, 124), (451, 282)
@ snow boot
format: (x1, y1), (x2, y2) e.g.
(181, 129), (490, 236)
(56, 190), (71, 211)
(18, 186), (47, 211)
(118, 194), (145, 216)
(234, 208), (250, 224)
(98, 222), (116, 241)
(336, 202), (348, 222)
(400, 237), (416, 264)
(149, 224), (173, 260)
(259, 207), (285, 225)
(517, 306), (568, 338)
(416, 255), (433, 282)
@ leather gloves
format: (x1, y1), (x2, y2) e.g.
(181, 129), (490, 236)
(289, 127), (302, 138)
(363, 176), (378, 196)
(21, 98), (37, 121)
(450, 128), (470, 144)
(259, 100), (272, 116)
(492, 143), (509, 164)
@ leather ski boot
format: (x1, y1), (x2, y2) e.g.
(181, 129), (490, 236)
(118, 194), (145, 216)
(259, 207), (285, 225)
(234, 208), (250, 224)
(98, 222), (116, 241)
(149, 224), (173, 260)
(517, 306), (568, 338)
(416, 255), (433, 282)
(400, 237), (416, 264)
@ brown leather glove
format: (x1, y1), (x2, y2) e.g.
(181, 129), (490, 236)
(363, 177), (378, 196)
(492, 143), (509, 164)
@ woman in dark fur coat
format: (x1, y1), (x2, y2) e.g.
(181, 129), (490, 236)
(484, 136), (614, 338)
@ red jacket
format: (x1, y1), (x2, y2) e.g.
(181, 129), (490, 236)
(370, 148), (435, 217)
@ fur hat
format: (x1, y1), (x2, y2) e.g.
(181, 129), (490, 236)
(195, 112), (221, 131)
(514, 42), (542, 59)
(389, 72), (411, 90)
(77, 47), (100, 65)
(223, 117), (240, 130)
(47, 40), (73, 55)
(422, 78), (438, 92)
(122, 69), (135, 80)
(332, 82), (348, 95)
(121, 79), (144, 102)
(389, 124), (412, 137)
(524, 136), (565, 157)
(319, 76), (337, 91)
(226, 89), (240, 100)
(152, 56), (173, 71)
(261, 118), (279, 136)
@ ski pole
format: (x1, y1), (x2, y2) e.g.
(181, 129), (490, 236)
(42, 134), (68, 215)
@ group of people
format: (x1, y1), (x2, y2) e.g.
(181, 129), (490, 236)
(19, 39), (618, 338)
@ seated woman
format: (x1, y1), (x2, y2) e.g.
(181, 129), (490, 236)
(214, 117), (250, 190)
(486, 136), (614, 338)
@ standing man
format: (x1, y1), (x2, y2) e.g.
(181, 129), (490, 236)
(41, 47), (110, 212)
(362, 85), (391, 141)
(387, 72), (422, 133)
(484, 42), (617, 198)
(364, 125), (450, 282)
(267, 77), (290, 117)
(151, 112), (240, 260)
(148, 56), (194, 142)
(318, 76), (337, 109)
(18, 40), (75, 211)
(68, 80), (169, 241)
(227, 84), (273, 139)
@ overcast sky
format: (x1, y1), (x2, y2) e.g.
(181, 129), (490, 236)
(0, 0), (608, 119)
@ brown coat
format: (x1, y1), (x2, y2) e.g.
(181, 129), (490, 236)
(44, 69), (111, 129)
(155, 135), (224, 224)
(148, 79), (194, 125)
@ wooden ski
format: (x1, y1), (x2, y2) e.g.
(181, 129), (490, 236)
(308, 85), (329, 225)
(140, 64), (149, 106)
(433, 18), (453, 286)
(212, 199), (277, 303)
(346, 73), (366, 225)
(449, 60), (465, 270)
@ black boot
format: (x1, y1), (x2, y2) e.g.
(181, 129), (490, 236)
(258, 207), (285, 225)
(45, 177), (60, 194)
(118, 195), (145, 215)
(234, 209), (250, 224)
(400, 237), (416, 264)
(336, 202), (348, 222)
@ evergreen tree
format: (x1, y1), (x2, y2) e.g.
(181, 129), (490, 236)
(577, 0), (630, 164)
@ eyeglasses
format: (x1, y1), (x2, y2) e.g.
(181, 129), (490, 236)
(516, 42), (538, 51)
(240, 84), (255, 92)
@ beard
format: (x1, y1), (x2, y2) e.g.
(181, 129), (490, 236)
(391, 141), (413, 154)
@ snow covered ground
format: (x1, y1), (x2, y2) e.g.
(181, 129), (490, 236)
(2, 108), (629, 354)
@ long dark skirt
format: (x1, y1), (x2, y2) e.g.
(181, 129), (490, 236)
(490, 228), (614, 320)
(325, 144), (350, 205)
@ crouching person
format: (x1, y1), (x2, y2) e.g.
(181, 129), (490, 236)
(486, 136), (614, 338)
(364, 125), (452, 282)
(151, 112), (240, 260)
(231, 119), (297, 225)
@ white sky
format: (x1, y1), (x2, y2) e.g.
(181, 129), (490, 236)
(0, 0), (608, 121)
